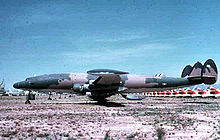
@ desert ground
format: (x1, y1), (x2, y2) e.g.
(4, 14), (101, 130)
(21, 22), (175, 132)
(0, 94), (220, 140)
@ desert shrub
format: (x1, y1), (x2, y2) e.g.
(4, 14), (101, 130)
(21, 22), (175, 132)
(63, 133), (69, 137)
(67, 137), (76, 140)
(156, 127), (165, 140)
(2, 133), (10, 137)
(37, 133), (50, 137)
(127, 133), (136, 139)
(2, 131), (18, 137)
(104, 130), (110, 140)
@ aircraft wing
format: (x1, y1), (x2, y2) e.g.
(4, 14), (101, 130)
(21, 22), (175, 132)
(87, 69), (128, 91)
(92, 74), (121, 85)
(87, 69), (128, 86)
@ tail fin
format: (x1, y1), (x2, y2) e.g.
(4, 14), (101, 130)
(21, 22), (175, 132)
(188, 62), (203, 79)
(183, 62), (203, 84)
(202, 59), (218, 84)
(181, 65), (193, 78)
(181, 59), (218, 85)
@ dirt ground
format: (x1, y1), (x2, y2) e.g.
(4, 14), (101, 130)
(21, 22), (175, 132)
(0, 94), (220, 140)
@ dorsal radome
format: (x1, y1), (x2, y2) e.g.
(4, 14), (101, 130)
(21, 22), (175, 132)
(87, 69), (129, 75)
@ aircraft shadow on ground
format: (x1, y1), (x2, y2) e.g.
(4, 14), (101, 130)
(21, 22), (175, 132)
(184, 101), (211, 104)
(78, 101), (125, 107)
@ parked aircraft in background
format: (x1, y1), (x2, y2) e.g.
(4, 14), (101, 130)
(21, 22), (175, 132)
(208, 87), (220, 98)
(13, 59), (218, 103)
(198, 88), (206, 96)
(178, 89), (187, 97)
(0, 79), (6, 95)
(5, 88), (24, 96)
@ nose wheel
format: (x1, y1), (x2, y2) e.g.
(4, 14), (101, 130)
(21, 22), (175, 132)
(25, 90), (31, 104)
(48, 92), (52, 100)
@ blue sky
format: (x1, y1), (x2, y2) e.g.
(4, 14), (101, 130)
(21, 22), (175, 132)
(0, 0), (220, 89)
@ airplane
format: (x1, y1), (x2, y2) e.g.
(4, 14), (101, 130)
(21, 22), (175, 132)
(165, 90), (172, 97)
(186, 86), (201, 98)
(0, 79), (6, 95)
(5, 88), (25, 96)
(160, 91), (166, 96)
(177, 88), (187, 97)
(215, 89), (220, 98)
(201, 88), (213, 98)
(198, 88), (206, 96)
(171, 90), (179, 96)
(13, 59), (218, 103)
(198, 86), (219, 98)
(209, 87), (220, 98)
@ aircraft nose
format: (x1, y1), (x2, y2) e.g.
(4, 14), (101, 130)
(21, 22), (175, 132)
(13, 81), (29, 89)
(13, 82), (19, 88)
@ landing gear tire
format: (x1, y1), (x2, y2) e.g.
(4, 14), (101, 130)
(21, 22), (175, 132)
(48, 93), (52, 100)
(25, 100), (31, 104)
(25, 91), (31, 104)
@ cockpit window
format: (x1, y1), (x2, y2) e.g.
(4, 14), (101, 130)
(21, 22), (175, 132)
(25, 78), (30, 81)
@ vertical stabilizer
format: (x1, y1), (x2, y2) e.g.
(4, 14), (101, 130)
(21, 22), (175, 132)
(183, 59), (218, 85)
(202, 59), (218, 85)
(181, 65), (193, 78)
(188, 62), (203, 79)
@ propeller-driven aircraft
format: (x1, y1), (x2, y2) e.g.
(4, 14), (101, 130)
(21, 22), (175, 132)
(0, 79), (6, 95)
(13, 59), (218, 103)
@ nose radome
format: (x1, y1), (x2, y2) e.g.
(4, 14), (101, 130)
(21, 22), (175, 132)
(13, 81), (29, 89)
(13, 82), (19, 89)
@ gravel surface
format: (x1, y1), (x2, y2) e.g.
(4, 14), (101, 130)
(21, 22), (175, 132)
(0, 95), (220, 139)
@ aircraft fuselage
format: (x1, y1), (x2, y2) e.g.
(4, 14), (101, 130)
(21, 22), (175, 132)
(13, 73), (197, 94)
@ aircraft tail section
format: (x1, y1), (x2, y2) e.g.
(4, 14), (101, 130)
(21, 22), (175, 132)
(181, 59), (218, 85)
(202, 59), (218, 84)
(181, 65), (193, 78)
(188, 62), (203, 79)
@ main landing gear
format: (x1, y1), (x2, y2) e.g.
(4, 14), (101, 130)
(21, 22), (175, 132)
(48, 92), (52, 100)
(25, 90), (36, 104)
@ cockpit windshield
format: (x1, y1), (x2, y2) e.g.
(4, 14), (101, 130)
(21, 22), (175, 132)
(25, 78), (31, 81)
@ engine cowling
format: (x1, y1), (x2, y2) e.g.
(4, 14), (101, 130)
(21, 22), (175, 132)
(73, 84), (90, 93)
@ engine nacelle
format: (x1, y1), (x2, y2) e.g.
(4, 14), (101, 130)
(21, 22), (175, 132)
(73, 84), (90, 93)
